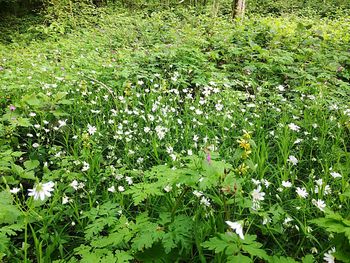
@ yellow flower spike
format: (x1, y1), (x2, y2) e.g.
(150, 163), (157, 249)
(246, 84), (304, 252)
(237, 139), (251, 151)
(242, 130), (252, 140)
(345, 121), (350, 129)
(242, 150), (252, 159)
(237, 163), (249, 175)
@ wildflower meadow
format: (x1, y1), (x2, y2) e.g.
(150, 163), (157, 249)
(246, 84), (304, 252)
(1, 2), (350, 262)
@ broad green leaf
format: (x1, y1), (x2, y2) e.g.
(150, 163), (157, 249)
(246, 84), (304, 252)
(302, 254), (314, 263)
(24, 160), (40, 170)
(227, 253), (252, 263)
(22, 94), (41, 106)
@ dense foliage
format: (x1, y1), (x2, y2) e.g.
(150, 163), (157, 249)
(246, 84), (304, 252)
(1, 4), (350, 263)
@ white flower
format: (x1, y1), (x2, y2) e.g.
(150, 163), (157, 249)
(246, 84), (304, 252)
(170, 154), (177, 161)
(155, 126), (167, 140)
(10, 187), (21, 194)
(288, 155), (298, 165)
(283, 217), (293, 226)
(58, 119), (67, 128)
(118, 186), (125, 192)
(311, 247), (318, 254)
(125, 176), (133, 185)
(324, 185), (332, 195)
(330, 172), (342, 178)
(187, 149), (193, 156)
(62, 196), (70, 204)
(70, 180), (79, 190)
(193, 190), (203, 198)
(315, 178), (323, 186)
(323, 247), (336, 263)
(144, 127), (151, 133)
(81, 161), (90, 172)
(28, 181), (55, 201)
(87, 124), (97, 135)
(78, 182), (85, 189)
(195, 109), (203, 115)
(215, 103), (223, 111)
(107, 185), (116, 193)
(262, 179), (270, 188)
(225, 221), (244, 240)
(262, 217), (271, 225)
(293, 138), (303, 144)
(312, 199), (326, 212)
(164, 185), (172, 192)
(288, 123), (300, 132)
(296, 187), (308, 198)
(166, 146), (173, 154)
(252, 179), (260, 185)
(251, 185), (265, 202)
(32, 143), (40, 148)
(200, 196), (211, 207)
(276, 85), (285, 92)
(282, 181), (292, 188)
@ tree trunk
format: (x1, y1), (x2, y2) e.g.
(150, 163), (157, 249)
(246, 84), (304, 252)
(232, 0), (246, 19)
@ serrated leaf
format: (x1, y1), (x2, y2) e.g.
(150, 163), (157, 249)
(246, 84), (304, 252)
(227, 253), (252, 263)
(11, 151), (25, 157)
(24, 160), (40, 170)
(16, 117), (32, 127)
(115, 250), (133, 262)
(162, 233), (177, 253)
(242, 243), (269, 260)
(0, 191), (21, 224)
(202, 236), (229, 253)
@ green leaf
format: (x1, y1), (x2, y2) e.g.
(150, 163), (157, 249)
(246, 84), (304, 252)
(0, 191), (21, 224)
(11, 151), (25, 157)
(227, 253), (252, 263)
(22, 94), (41, 106)
(241, 235), (269, 260)
(16, 117), (32, 127)
(24, 160), (40, 170)
(20, 171), (36, 180)
(302, 254), (314, 263)
(115, 250), (133, 262)
(202, 236), (229, 254)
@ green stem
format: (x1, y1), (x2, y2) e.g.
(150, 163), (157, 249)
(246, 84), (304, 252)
(171, 187), (189, 221)
(24, 217), (28, 263)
